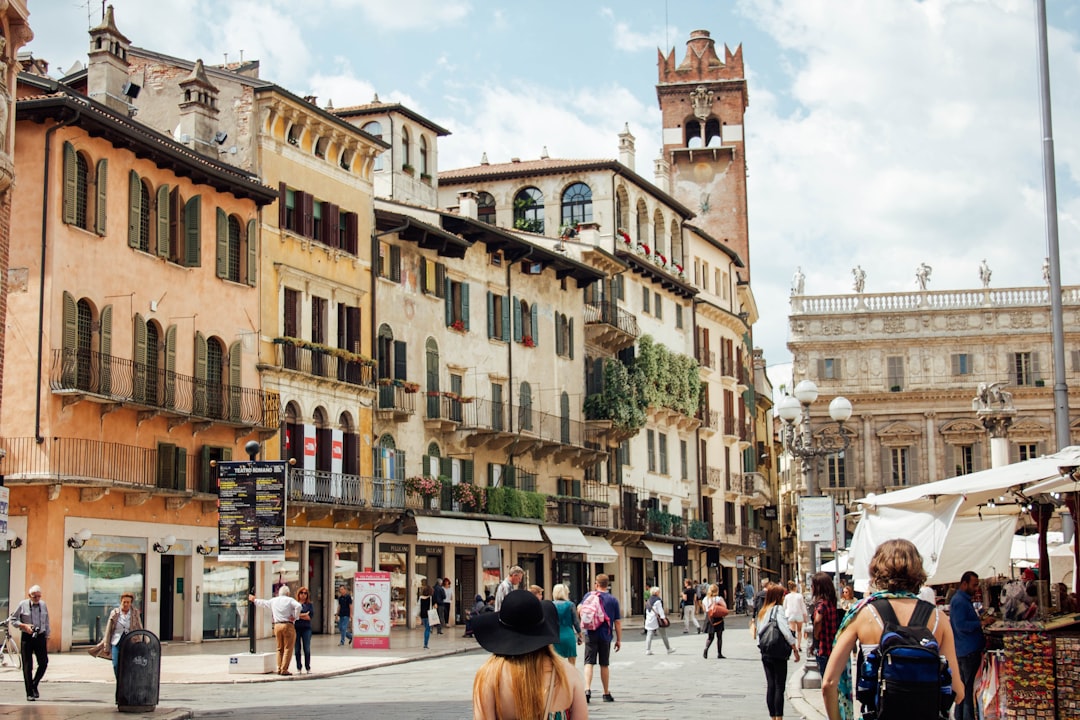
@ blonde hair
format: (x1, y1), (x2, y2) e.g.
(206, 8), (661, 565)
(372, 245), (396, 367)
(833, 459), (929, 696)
(707, 583), (719, 598)
(551, 583), (569, 601)
(473, 646), (568, 720)
(649, 586), (661, 596)
(869, 538), (927, 593)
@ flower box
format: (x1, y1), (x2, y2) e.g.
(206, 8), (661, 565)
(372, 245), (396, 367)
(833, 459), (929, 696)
(401, 382), (420, 394)
(522, 335), (535, 348)
(404, 475), (443, 500)
(450, 319), (465, 332)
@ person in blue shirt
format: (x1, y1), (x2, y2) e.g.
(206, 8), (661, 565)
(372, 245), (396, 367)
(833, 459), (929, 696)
(950, 571), (990, 720)
(581, 573), (621, 704)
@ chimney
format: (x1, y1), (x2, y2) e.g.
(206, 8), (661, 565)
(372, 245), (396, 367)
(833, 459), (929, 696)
(654, 153), (670, 193)
(618, 123), (635, 171)
(87, 5), (135, 115)
(457, 189), (478, 220)
(177, 59), (221, 153)
(577, 221), (600, 246)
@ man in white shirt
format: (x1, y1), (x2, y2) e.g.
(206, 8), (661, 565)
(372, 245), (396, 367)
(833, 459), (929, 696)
(9, 585), (50, 701)
(441, 577), (454, 627)
(494, 566), (524, 611)
(248, 586), (305, 676)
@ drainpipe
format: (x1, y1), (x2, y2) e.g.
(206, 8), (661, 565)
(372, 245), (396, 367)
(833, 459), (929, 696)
(692, 297), (704, 573)
(35, 110), (81, 444)
(503, 248), (534, 467)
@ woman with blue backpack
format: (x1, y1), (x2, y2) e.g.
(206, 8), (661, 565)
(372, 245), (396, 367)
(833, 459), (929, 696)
(821, 538), (965, 720)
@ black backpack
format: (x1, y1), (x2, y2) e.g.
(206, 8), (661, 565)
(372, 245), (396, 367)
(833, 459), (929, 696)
(855, 599), (955, 720)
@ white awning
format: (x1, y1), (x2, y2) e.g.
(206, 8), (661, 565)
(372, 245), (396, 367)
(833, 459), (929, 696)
(718, 553), (737, 568)
(487, 521), (543, 542)
(642, 540), (674, 563)
(414, 516), (489, 546)
(586, 536), (618, 563)
(542, 525), (592, 554)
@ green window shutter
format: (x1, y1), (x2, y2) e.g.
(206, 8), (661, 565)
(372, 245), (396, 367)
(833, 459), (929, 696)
(99, 304), (113, 394)
(200, 445), (212, 493)
(157, 443), (176, 489)
(501, 296), (510, 342)
(440, 457), (452, 478)
(223, 447), (232, 461)
(193, 332), (207, 415)
(133, 313), (147, 402)
(128, 170), (142, 248)
(422, 455), (430, 477)
(435, 263), (446, 295)
(156, 184), (170, 257)
(175, 447), (187, 491)
(61, 291), (77, 386)
(462, 283), (470, 330)
(513, 297), (522, 342)
(94, 158), (108, 235)
(568, 318), (574, 359)
(215, 208), (228, 278)
(184, 196), (201, 267)
(246, 219), (257, 286)
(164, 325), (177, 408)
(530, 304), (539, 346)
(229, 340), (243, 420)
(389, 245), (401, 282)
(444, 278), (452, 325)
(419, 259), (428, 294)
(63, 142), (78, 225)
(463, 459), (473, 485)
(486, 291), (494, 339)
(554, 315), (563, 356)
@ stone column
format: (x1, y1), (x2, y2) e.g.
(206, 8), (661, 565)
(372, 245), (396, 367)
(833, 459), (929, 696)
(980, 414), (1014, 468)
(924, 411), (937, 481)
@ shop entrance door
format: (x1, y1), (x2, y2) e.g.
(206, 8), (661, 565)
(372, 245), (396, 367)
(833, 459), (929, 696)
(160, 555), (175, 641)
(455, 553), (476, 624)
(309, 545), (326, 633)
(630, 557), (645, 616)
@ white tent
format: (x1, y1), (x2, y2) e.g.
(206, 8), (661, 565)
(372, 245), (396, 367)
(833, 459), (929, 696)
(850, 446), (1080, 587)
(820, 550), (850, 574)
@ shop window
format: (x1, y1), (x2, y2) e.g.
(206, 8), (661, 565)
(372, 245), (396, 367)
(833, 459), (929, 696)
(72, 541), (146, 645)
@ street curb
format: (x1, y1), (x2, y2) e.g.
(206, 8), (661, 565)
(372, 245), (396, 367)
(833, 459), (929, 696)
(787, 663), (829, 720)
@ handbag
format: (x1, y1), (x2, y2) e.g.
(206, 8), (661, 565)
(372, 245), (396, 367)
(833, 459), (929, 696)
(658, 616), (670, 628)
(758, 608), (792, 660)
(426, 606), (441, 626)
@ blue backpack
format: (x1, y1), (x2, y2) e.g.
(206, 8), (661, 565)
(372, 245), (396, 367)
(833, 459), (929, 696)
(855, 599), (955, 720)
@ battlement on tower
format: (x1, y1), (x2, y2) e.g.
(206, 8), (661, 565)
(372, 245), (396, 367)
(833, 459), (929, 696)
(657, 29), (743, 83)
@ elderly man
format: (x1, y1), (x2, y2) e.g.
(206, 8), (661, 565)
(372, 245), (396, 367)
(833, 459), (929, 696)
(494, 566), (524, 612)
(9, 585), (50, 701)
(248, 586), (306, 676)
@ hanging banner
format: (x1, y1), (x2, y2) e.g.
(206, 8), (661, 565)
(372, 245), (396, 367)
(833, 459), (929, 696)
(353, 571), (391, 649)
(217, 460), (288, 561)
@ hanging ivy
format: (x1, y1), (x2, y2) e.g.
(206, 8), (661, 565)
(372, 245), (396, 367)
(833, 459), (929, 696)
(630, 334), (700, 417)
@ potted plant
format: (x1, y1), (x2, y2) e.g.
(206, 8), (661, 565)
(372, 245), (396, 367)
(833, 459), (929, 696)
(450, 319), (465, 332)
(404, 475), (442, 500)
(452, 483), (487, 512)
(401, 381), (420, 394)
(402, 162), (415, 175)
(522, 335), (535, 348)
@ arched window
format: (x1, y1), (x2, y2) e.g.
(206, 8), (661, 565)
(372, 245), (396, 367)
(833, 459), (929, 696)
(63, 142), (107, 233)
(635, 199), (649, 246)
(519, 381), (533, 431)
(477, 191), (496, 225)
(374, 434), (402, 480)
(669, 219), (681, 268)
(685, 119), (702, 148)
(424, 442), (442, 479)
(227, 216), (242, 282)
(136, 179), (151, 252)
(77, 299), (93, 390)
(287, 123), (302, 146)
(653, 209), (665, 257)
(561, 182), (592, 228)
(419, 136), (429, 175)
(616, 185), (630, 235)
(314, 136), (330, 159)
(145, 321), (160, 404)
(339, 412), (359, 475)
(513, 187), (544, 234)
(362, 121), (384, 171)
(705, 119), (721, 147)
(425, 337), (440, 419)
(284, 401), (304, 467)
(377, 324), (398, 410)
(401, 126), (411, 169)
(313, 407), (331, 472)
(74, 153), (89, 228)
(519, 299), (532, 342)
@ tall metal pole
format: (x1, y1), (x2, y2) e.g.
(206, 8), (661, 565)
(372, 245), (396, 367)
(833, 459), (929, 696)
(1034, 0), (1069, 449)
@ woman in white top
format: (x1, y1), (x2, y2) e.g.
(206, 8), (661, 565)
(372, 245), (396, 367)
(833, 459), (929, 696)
(782, 580), (807, 648)
(644, 586), (674, 655)
(88, 592), (143, 679)
(701, 583), (728, 659)
(758, 585), (800, 720)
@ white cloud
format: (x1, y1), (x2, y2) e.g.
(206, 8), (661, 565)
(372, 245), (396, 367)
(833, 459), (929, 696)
(329, 0), (471, 30)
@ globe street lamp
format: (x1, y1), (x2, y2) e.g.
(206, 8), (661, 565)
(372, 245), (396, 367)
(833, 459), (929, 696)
(777, 380), (853, 496)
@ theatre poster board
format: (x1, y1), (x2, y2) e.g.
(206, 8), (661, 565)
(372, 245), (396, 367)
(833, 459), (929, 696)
(217, 461), (287, 562)
(353, 571), (391, 649)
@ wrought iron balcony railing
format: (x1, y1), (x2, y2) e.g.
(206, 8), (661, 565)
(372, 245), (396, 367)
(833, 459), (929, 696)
(584, 301), (640, 337)
(51, 349), (280, 428)
(271, 340), (374, 387)
(546, 496), (610, 528)
(741, 528), (763, 549)
(457, 398), (601, 449)
(698, 409), (719, 432)
(377, 384), (416, 415)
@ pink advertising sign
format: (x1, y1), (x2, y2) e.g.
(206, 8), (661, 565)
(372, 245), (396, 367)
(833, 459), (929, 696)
(352, 571), (391, 649)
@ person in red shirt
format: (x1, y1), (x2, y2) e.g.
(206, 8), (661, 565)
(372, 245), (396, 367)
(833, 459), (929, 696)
(810, 572), (839, 675)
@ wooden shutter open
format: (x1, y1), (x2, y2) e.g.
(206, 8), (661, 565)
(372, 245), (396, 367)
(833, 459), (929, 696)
(128, 170), (142, 248)
(215, 208), (228, 278)
(99, 304), (113, 395)
(462, 282), (470, 330)
(184, 195), (201, 266)
(63, 142), (78, 225)
(94, 158), (108, 235)
(156, 184), (170, 257)
(133, 313), (147, 402)
(193, 332), (207, 415)
(246, 218), (257, 286)
(164, 325), (177, 408)
(229, 340), (243, 420)
(278, 182), (288, 229)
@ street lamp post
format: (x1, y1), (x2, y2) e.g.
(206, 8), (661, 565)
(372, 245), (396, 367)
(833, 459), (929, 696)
(777, 380), (853, 497)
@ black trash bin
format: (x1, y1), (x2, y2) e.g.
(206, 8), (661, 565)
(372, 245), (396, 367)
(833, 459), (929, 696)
(116, 629), (161, 712)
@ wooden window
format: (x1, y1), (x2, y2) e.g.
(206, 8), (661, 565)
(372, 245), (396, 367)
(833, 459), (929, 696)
(156, 442), (187, 491)
(642, 286), (650, 314)
(478, 192), (496, 225)
(401, 126), (411, 168)
(419, 135), (428, 175)
(519, 382), (533, 431)
(654, 293), (663, 320)
(887, 356), (904, 391)
(513, 187), (544, 234)
(1018, 443), (1038, 461)
(445, 279), (470, 330)
(827, 454), (846, 487)
(658, 432), (668, 475)
(560, 182), (592, 226)
(378, 241), (401, 282)
(675, 304), (683, 329)
(63, 142), (101, 231)
(512, 297), (538, 346)
(680, 440), (688, 480)
(952, 353), (972, 375)
(487, 292), (510, 341)
(818, 357), (841, 380)
(890, 447), (910, 486)
(647, 429), (656, 472)
(1013, 351), (1039, 386)
(421, 259), (446, 297)
(128, 171), (151, 252)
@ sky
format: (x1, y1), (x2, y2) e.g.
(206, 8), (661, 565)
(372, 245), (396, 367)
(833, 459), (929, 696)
(25, 0), (1080, 393)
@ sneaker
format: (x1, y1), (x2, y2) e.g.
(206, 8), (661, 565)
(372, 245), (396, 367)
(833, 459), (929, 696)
(718, 654), (726, 659)
(602, 693), (615, 702)
(667, 648), (676, 654)
(585, 690), (591, 704)
(682, 630), (689, 634)
(644, 651), (654, 655)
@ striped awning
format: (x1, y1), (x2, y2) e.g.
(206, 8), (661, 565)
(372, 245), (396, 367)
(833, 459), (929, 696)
(414, 516), (489, 546)
(486, 521), (543, 542)
(642, 540), (674, 563)
(542, 525), (592, 554)
(585, 536), (618, 563)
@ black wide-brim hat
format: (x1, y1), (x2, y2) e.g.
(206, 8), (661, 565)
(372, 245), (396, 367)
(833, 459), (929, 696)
(472, 589), (559, 656)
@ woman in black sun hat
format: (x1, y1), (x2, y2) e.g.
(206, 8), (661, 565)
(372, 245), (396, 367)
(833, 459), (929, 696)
(472, 589), (588, 719)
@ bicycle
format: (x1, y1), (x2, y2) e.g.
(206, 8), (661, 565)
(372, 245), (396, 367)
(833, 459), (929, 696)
(0, 620), (20, 670)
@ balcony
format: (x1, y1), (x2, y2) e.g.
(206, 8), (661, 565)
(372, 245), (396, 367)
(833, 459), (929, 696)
(546, 496), (610, 529)
(51, 349), (280, 432)
(698, 409), (719, 434)
(424, 393), (465, 432)
(723, 415), (737, 438)
(739, 471), (773, 506)
(741, 527), (763, 549)
(696, 348), (716, 371)
(375, 384), (416, 421)
(716, 522), (738, 543)
(459, 399), (605, 465)
(704, 465), (725, 493)
(269, 338), (375, 388)
(822, 487), (856, 508)
(583, 301), (639, 353)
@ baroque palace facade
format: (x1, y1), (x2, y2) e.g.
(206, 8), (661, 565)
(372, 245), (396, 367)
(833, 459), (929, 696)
(0, 9), (778, 648)
(784, 271), (1080, 578)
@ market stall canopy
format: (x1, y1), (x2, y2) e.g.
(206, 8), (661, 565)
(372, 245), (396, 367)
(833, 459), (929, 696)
(641, 540), (674, 563)
(820, 551), (849, 574)
(487, 521), (543, 542)
(414, 516), (489, 546)
(585, 535), (618, 563)
(542, 525), (591, 554)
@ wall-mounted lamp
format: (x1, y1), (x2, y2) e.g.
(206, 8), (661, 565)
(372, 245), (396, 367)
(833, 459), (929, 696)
(67, 528), (93, 549)
(7, 536), (22, 549)
(153, 534), (177, 554)
(196, 537), (219, 556)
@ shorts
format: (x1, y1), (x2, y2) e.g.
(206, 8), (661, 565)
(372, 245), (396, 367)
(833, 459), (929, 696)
(583, 636), (611, 666)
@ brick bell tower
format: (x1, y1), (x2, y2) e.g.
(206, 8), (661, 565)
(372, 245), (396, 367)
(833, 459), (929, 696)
(657, 30), (751, 279)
